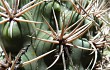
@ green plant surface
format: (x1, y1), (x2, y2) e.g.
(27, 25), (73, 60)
(0, 0), (110, 70)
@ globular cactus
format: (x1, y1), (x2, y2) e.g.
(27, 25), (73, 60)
(0, 0), (109, 70)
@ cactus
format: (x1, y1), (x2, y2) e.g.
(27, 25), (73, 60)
(0, 0), (110, 70)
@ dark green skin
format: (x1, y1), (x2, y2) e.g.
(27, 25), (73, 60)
(42, 1), (61, 30)
(0, 17), (32, 56)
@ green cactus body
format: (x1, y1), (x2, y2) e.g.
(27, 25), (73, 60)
(34, 31), (53, 70)
(0, 44), (37, 70)
(0, 0), (106, 70)
(35, 30), (95, 70)
(32, 1), (61, 36)
(0, 12), (35, 55)
(41, 1), (61, 30)
(20, 46), (37, 70)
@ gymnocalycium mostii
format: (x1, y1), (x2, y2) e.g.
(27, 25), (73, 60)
(0, 0), (110, 70)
